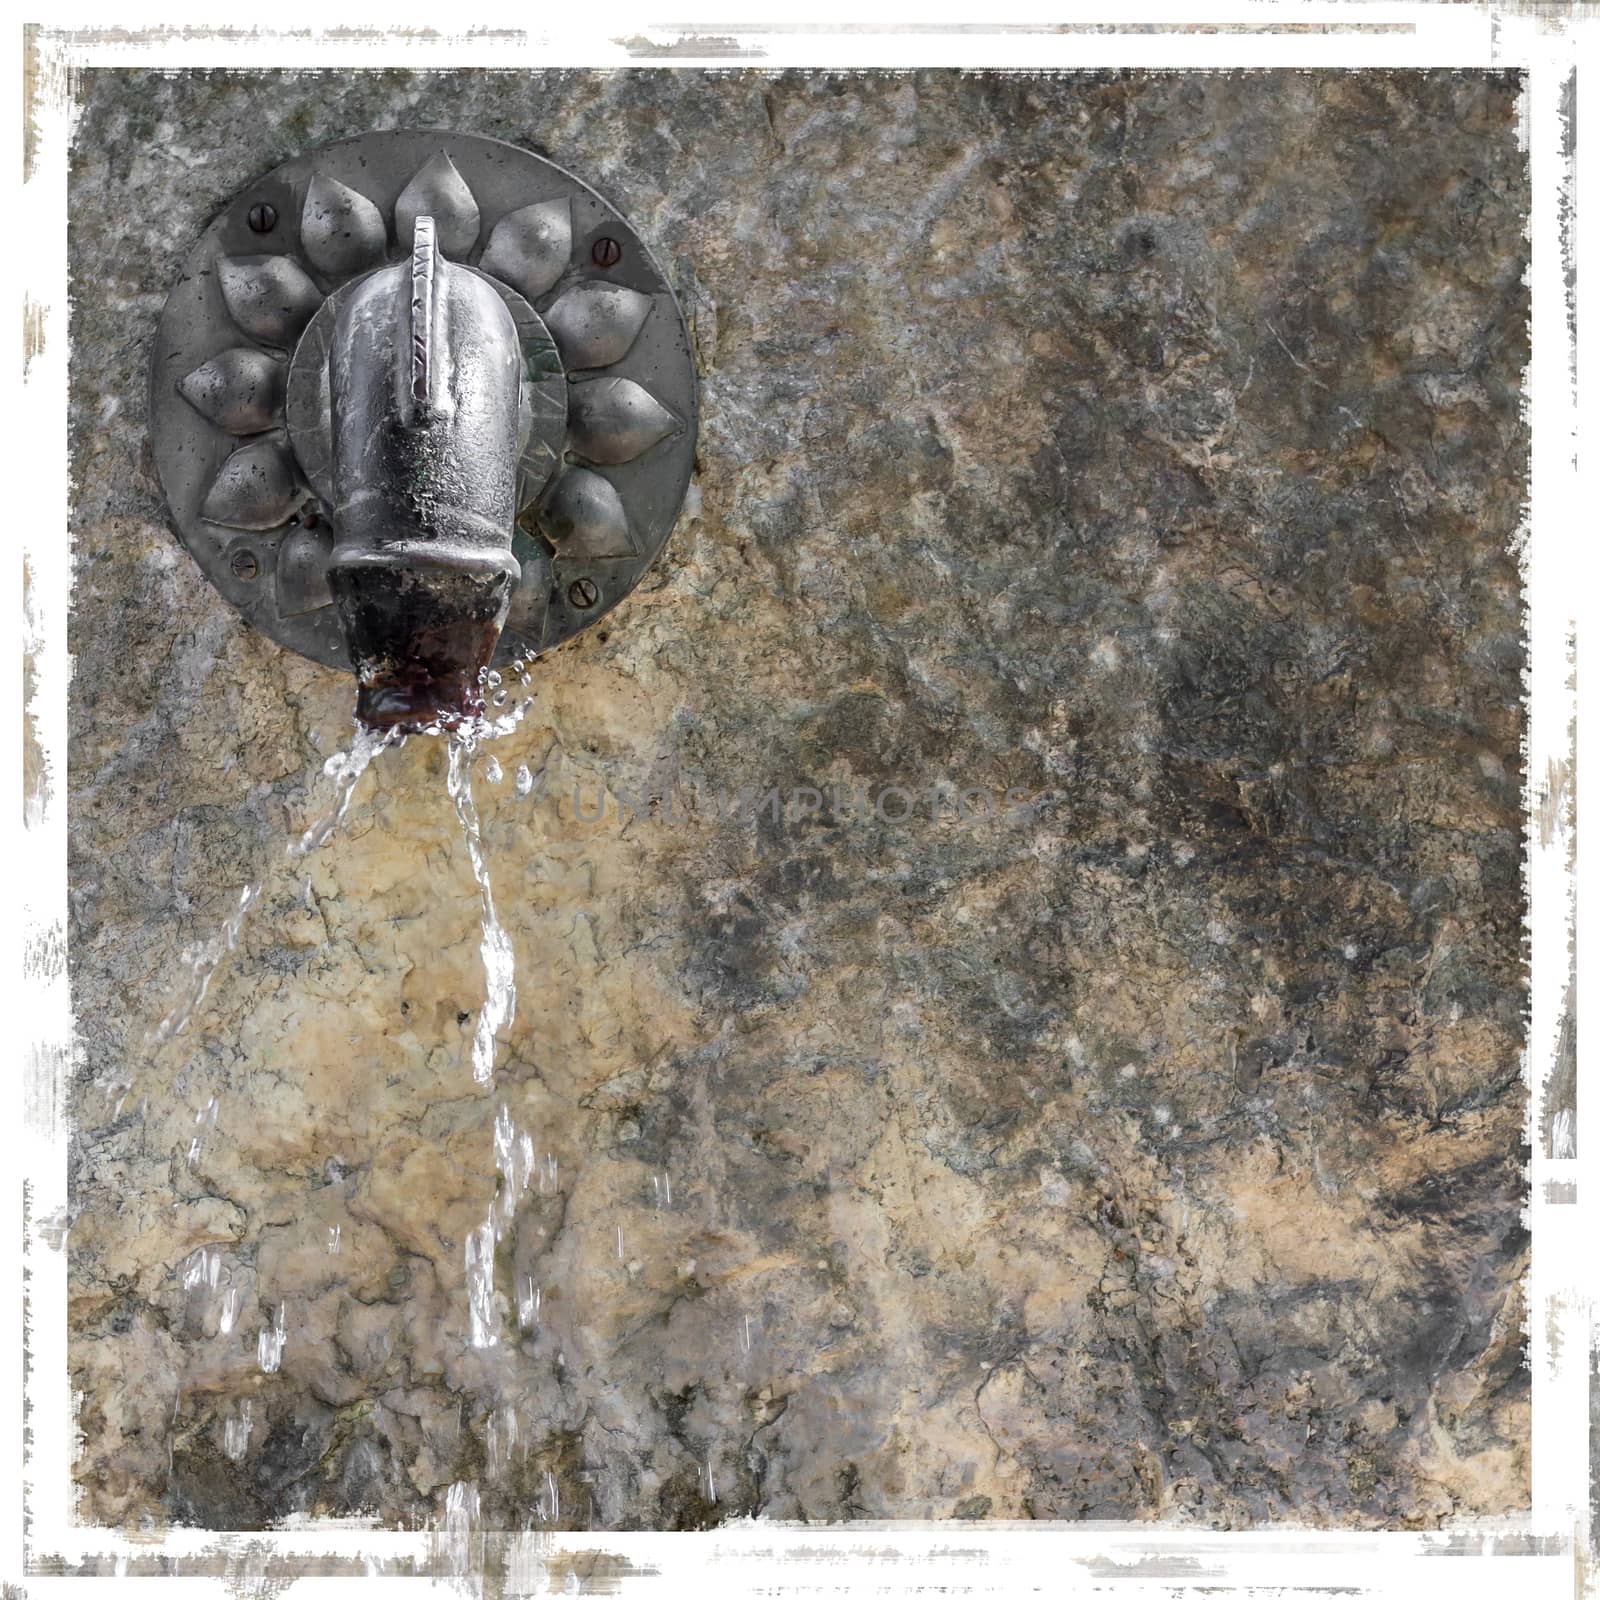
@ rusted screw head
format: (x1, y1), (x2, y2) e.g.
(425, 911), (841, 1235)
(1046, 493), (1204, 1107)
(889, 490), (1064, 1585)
(229, 547), (260, 582)
(590, 236), (622, 269)
(246, 202), (278, 234)
(567, 577), (600, 610)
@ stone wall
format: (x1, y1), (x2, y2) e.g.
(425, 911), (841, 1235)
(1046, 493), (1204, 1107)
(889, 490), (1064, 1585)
(68, 68), (1528, 1530)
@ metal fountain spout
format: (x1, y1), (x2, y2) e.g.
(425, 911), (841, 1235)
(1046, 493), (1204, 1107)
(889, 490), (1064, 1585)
(327, 215), (523, 731)
(150, 131), (698, 717)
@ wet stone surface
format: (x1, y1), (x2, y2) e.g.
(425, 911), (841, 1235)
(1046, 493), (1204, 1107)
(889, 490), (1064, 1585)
(67, 69), (1528, 1530)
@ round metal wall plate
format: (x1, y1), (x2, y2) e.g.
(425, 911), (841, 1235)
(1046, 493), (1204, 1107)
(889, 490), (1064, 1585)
(149, 129), (699, 671)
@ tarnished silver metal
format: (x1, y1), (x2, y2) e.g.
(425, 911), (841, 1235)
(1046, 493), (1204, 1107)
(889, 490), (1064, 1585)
(149, 128), (699, 704)
(322, 215), (527, 726)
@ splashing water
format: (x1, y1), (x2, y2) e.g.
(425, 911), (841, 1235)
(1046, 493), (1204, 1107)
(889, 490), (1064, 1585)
(181, 1247), (221, 1295)
(465, 1220), (500, 1350)
(493, 1103), (537, 1229)
(149, 724), (400, 1048)
(487, 1403), (525, 1475)
(150, 882), (261, 1048)
(290, 725), (402, 858)
(517, 1273), (540, 1330)
(445, 734), (516, 1087)
(223, 1400), (253, 1462)
(257, 1302), (286, 1373)
(168, 670), (560, 1500)
(467, 1101), (548, 1350)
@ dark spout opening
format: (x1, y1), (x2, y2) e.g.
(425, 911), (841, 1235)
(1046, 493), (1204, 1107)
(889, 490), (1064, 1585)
(329, 548), (519, 733)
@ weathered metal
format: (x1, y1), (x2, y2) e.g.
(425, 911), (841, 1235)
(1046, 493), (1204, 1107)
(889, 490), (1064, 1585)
(149, 129), (699, 728)
(324, 217), (524, 728)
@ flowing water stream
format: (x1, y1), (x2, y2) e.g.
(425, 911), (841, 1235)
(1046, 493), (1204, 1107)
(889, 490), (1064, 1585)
(445, 732), (517, 1089)
(147, 651), (587, 1535)
(149, 723), (403, 1048)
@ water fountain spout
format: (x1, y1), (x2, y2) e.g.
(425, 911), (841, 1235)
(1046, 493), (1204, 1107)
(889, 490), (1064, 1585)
(326, 215), (523, 732)
(151, 131), (699, 716)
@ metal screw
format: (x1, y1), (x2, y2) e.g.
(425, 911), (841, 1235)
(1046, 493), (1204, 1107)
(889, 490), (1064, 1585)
(567, 577), (600, 609)
(246, 202), (278, 234)
(590, 236), (622, 269)
(230, 547), (260, 582)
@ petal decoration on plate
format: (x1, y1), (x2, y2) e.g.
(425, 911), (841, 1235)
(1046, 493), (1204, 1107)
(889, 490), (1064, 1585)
(542, 282), (654, 370)
(538, 467), (636, 558)
(217, 254), (323, 348)
(394, 154), (480, 257)
(276, 522), (336, 615)
(480, 198), (572, 303)
(200, 437), (302, 530)
(178, 348), (284, 435)
(301, 172), (388, 280)
(567, 378), (680, 465)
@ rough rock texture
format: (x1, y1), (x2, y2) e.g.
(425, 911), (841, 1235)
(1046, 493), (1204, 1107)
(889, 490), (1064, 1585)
(68, 69), (1529, 1532)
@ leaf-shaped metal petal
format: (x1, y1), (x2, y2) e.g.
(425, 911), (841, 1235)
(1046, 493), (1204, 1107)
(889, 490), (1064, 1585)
(199, 437), (301, 530)
(394, 154), (480, 257)
(568, 378), (680, 465)
(217, 255), (323, 348)
(538, 468), (635, 558)
(276, 522), (335, 615)
(543, 282), (654, 370)
(479, 199), (571, 303)
(301, 172), (387, 280)
(177, 348), (284, 435)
